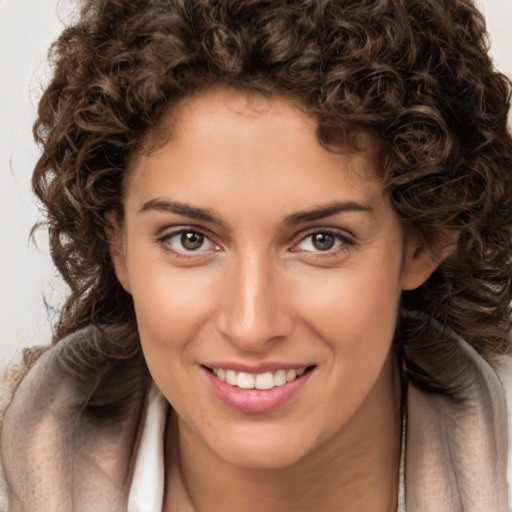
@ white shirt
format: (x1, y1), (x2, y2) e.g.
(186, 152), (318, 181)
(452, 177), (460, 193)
(127, 383), (167, 512)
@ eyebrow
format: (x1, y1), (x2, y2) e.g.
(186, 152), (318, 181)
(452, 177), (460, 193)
(283, 201), (373, 225)
(139, 198), (373, 226)
(139, 199), (225, 226)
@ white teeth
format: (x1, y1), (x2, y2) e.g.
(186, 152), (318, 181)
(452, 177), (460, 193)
(286, 369), (297, 382)
(225, 369), (237, 386)
(274, 369), (287, 387)
(255, 372), (274, 390)
(237, 372), (255, 389)
(211, 367), (309, 389)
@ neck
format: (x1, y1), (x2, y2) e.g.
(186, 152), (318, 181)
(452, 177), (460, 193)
(164, 356), (402, 512)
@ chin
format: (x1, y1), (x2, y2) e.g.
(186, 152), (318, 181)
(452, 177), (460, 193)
(204, 423), (321, 470)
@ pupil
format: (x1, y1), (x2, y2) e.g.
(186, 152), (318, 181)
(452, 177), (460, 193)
(181, 232), (204, 251)
(312, 233), (335, 251)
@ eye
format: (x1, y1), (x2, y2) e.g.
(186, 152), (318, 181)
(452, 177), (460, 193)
(159, 229), (218, 254)
(292, 230), (352, 253)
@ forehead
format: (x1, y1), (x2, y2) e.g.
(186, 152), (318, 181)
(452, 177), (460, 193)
(126, 87), (387, 214)
(140, 87), (382, 169)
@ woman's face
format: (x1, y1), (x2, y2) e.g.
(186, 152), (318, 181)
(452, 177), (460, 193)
(111, 88), (435, 469)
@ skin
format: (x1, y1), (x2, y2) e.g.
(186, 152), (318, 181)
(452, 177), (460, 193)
(110, 87), (439, 512)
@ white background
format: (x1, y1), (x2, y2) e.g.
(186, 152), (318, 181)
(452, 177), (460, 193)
(1, 0), (512, 367)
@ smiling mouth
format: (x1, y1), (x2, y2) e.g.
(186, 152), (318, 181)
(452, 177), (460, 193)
(204, 366), (316, 390)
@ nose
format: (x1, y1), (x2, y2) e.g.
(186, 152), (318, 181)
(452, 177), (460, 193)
(215, 252), (293, 351)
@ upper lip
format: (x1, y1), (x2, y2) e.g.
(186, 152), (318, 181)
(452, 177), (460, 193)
(202, 362), (316, 373)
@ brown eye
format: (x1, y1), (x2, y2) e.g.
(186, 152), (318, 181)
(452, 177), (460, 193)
(292, 229), (352, 255)
(181, 232), (205, 251)
(311, 232), (335, 251)
(159, 229), (216, 254)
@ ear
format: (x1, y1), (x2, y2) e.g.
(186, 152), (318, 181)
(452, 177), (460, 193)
(105, 211), (132, 294)
(401, 231), (456, 291)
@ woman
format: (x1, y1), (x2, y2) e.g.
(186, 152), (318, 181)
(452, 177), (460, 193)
(1, 0), (512, 511)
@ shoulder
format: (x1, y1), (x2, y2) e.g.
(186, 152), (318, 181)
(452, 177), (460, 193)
(0, 325), (148, 512)
(2, 325), (147, 431)
(491, 352), (512, 509)
(0, 340), (68, 511)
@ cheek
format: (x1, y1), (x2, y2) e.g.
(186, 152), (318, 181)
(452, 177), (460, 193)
(126, 256), (219, 377)
(290, 258), (402, 345)
(130, 269), (222, 432)
(128, 245), (213, 327)
(290, 263), (401, 424)
(131, 269), (216, 412)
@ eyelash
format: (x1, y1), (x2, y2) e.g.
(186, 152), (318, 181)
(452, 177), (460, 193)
(156, 227), (355, 260)
(157, 228), (219, 259)
(290, 229), (354, 257)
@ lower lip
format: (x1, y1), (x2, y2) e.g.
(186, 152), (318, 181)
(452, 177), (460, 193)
(203, 368), (314, 414)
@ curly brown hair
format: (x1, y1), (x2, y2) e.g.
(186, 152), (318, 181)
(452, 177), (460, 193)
(31, 0), (512, 377)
